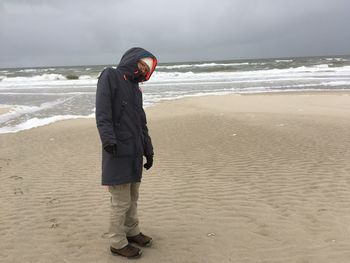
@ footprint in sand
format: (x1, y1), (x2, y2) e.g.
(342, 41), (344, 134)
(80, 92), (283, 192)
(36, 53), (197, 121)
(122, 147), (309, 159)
(14, 188), (23, 195)
(49, 218), (59, 229)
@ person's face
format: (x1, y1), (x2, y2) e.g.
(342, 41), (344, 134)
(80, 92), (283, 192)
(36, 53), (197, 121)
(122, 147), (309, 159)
(137, 60), (150, 77)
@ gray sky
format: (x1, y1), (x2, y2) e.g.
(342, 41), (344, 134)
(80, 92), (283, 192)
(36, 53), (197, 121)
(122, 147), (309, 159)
(1, 0), (350, 68)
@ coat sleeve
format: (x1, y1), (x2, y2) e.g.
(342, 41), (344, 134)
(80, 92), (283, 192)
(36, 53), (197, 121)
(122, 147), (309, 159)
(95, 68), (117, 148)
(141, 108), (154, 156)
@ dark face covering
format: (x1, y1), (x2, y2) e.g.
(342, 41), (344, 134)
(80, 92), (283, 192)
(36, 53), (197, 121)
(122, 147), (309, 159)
(129, 61), (150, 83)
(130, 70), (146, 83)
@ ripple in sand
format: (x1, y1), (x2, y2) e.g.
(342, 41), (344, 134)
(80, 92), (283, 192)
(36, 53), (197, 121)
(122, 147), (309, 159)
(10, 175), (23, 180)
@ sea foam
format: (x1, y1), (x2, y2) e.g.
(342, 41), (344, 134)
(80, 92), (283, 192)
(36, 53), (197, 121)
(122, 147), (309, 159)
(0, 114), (95, 134)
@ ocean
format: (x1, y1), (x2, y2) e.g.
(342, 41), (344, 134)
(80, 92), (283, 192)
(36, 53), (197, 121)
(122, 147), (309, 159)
(0, 55), (350, 133)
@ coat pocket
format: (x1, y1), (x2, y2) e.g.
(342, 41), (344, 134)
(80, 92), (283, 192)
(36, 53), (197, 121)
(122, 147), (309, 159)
(115, 130), (134, 157)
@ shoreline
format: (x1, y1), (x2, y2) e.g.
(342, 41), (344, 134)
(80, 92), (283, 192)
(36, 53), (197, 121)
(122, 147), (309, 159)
(0, 107), (11, 115)
(1, 89), (350, 135)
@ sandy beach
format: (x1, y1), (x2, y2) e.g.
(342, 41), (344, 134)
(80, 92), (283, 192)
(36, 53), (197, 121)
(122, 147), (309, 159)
(1, 92), (350, 263)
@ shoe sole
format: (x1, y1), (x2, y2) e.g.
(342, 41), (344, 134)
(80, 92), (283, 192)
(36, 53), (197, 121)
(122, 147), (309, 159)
(127, 239), (153, 247)
(110, 249), (142, 259)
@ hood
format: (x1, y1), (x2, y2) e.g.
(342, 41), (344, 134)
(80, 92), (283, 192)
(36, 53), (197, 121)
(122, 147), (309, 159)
(117, 47), (157, 82)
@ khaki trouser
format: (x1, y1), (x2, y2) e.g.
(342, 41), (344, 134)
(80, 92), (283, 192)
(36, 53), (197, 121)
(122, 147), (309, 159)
(108, 183), (141, 249)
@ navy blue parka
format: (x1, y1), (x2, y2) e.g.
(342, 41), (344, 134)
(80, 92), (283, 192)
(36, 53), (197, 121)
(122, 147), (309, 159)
(95, 47), (156, 185)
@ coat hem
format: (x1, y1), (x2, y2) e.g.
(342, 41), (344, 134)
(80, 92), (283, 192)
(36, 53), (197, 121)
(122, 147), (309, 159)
(102, 179), (141, 186)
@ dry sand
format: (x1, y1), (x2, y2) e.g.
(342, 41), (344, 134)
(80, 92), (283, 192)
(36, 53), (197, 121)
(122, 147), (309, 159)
(1, 92), (350, 263)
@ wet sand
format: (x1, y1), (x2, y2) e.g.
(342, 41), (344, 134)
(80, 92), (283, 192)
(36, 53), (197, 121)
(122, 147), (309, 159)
(0, 107), (11, 115)
(1, 92), (350, 262)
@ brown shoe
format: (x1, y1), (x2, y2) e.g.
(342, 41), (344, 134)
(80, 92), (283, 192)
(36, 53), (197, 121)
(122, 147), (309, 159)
(110, 244), (142, 258)
(127, 232), (153, 247)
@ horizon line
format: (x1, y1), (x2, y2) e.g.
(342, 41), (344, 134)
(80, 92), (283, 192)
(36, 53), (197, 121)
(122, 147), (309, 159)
(1, 53), (349, 70)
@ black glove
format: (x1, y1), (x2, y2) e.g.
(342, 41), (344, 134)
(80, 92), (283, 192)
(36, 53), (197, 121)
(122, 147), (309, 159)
(104, 144), (117, 157)
(144, 155), (153, 170)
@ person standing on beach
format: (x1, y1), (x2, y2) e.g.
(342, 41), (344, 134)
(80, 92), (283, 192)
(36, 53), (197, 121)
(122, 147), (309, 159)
(95, 47), (157, 259)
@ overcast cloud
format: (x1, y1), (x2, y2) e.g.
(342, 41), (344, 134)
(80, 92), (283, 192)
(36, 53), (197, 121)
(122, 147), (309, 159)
(0, 0), (350, 67)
